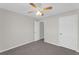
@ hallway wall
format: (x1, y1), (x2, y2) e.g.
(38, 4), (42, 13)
(40, 22), (44, 39)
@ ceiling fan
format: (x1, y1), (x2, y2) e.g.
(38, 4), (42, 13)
(28, 3), (53, 16)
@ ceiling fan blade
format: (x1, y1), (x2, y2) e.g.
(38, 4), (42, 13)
(29, 3), (37, 8)
(43, 6), (53, 10)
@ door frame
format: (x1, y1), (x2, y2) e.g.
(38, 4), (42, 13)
(34, 20), (40, 41)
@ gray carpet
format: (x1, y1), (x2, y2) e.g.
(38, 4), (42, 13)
(0, 40), (79, 55)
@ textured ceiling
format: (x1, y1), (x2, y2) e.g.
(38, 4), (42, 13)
(0, 3), (79, 18)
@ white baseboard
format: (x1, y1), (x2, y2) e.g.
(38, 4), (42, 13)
(44, 41), (59, 46)
(44, 41), (78, 53)
(75, 49), (79, 53)
(0, 40), (34, 53)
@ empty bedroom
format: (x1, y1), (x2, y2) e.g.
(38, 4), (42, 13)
(0, 3), (79, 55)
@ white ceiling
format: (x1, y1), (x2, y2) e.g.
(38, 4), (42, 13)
(0, 3), (79, 18)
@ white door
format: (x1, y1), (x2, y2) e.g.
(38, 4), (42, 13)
(59, 15), (78, 50)
(34, 20), (40, 41)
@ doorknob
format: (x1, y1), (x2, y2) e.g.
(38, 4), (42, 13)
(60, 33), (63, 35)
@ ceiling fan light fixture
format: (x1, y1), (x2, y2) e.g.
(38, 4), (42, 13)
(29, 3), (53, 16)
(36, 11), (42, 16)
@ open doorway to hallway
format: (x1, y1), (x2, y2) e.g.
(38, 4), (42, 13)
(34, 21), (44, 41)
(40, 22), (44, 41)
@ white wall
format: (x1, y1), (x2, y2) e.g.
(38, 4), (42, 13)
(41, 17), (59, 45)
(77, 14), (79, 52)
(0, 8), (34, 52)
(40, 10), (79, 52)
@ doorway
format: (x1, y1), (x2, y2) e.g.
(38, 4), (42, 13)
(34, 21), (44, 41)
(40, 22), (44, 41)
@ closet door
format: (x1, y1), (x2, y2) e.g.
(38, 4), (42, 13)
(59, 15), (78, 50)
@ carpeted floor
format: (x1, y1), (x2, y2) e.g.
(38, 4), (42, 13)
(0, 40), (79, 55)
